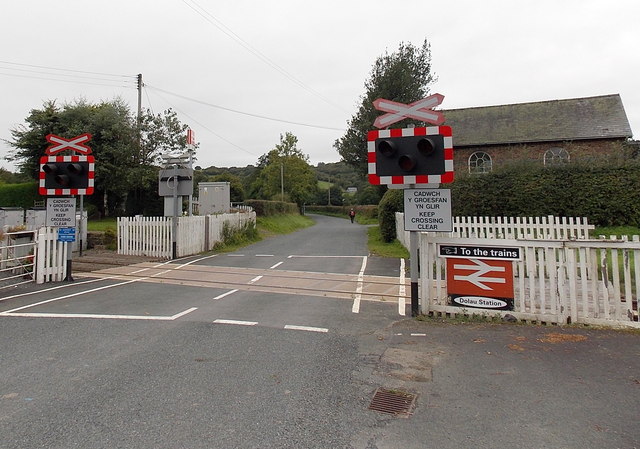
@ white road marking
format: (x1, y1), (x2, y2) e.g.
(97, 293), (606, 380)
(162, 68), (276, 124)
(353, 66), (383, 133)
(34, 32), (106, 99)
(0, 276), (118, 303)
(1, 307), (198, 321)
(248, 275), (263, 284)
(269, 261), (283, 269)
(213, 319), (257, 326)
(0, 270), (171, 315)
(399, 258), (406, 316)
(175, 254), (218, 269)
(284, 325), (328, 333)
(227, 254), (245, 257)
(256, 254), (274, 257)
(1, 258), (182, 304)
(213, 289), (239, 300)
(288, 255), (364, 258)
(410, 333), (427, 337)
(351, 256), (367, 314)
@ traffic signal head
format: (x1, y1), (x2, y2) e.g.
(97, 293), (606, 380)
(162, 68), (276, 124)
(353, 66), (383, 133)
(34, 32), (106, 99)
(39, 156), (95, 195)
(367, 126), (454, 185)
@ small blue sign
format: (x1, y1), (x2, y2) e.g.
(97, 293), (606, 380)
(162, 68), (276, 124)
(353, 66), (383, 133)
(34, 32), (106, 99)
(57, 227), (76, 243)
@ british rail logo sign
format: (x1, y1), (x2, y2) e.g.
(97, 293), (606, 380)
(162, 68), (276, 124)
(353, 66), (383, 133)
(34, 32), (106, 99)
(445, 257), (515, 311)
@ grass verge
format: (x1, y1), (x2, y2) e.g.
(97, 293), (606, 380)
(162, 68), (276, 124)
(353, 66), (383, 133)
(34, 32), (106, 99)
(367, 226), (409, 259)
(256, 214), (315, 238)
(87, 217), (117, 233)
(593, 226), (640, 238)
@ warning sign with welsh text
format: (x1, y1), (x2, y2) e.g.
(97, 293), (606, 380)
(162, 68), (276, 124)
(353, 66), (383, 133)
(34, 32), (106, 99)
(46, 198), (76, 227)
(403, 188), (452, 232)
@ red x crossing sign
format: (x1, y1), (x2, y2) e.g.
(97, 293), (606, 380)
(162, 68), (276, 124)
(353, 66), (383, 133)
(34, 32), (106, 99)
(373, 94), (445, 129)
(45, 133), (93, 155)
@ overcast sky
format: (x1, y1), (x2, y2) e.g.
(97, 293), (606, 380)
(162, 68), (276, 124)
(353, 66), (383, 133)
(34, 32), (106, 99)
(1, 0), (638, 172)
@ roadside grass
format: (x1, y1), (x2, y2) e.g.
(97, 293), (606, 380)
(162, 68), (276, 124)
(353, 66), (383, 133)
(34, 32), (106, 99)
(367, 226), (409, 259)
(256, 214), (315, 238)
(593, 226), (640, 238)
(87, 217), (117, 232)
(211, 214), (314, 252)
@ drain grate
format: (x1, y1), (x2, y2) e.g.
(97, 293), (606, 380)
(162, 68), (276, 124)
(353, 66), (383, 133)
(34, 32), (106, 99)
(368, 388), (416, 417)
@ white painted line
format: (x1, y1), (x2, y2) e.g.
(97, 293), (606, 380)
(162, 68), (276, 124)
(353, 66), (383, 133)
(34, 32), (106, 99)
(2, 307), (198, 321)
(351, 256), (367, 314)
(248, 275), (263, 284)
(255, 254), (274, 257)
(171, 307), (199, 319)
(288, 255), (364, 258)
(284, 325), (329, 333)
(213, 289), (239, 300)
(398, 258), (406, 316)
(175, 254), (218, 269)
(0, 276), (119, 303)
(269, 261), (284, 269)
(410, 333), (427, 337)
(213, 319), (258, 326)
(227, 254), (245, 257)
(0, 270), (171, 315)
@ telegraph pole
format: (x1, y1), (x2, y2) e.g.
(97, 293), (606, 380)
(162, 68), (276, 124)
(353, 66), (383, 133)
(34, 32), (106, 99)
(136, 74), (143, 121)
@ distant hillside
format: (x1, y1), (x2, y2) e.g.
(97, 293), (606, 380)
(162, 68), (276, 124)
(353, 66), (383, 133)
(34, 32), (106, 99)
(313, 161), (366, 190)
(198, 165), (258, 178)
(199, 161), (366, 191)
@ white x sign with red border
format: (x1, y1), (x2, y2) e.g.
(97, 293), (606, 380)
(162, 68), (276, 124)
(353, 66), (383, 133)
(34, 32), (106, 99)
(45, 133), (93, 155)
(373, 93), (445, 129)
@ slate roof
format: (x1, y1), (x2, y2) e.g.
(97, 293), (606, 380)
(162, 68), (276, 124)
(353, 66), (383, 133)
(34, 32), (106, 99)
(441, 94), (632, 147)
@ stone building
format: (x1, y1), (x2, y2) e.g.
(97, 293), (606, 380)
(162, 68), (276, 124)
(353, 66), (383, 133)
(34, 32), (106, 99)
(441, 94), (635, 174)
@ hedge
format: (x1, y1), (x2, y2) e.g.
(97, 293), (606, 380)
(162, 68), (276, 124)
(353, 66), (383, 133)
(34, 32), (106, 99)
(378, 162), (640, 242)
(0, 182), (41, 209)
(451, 163), (640, 227)
(244, 199), (300, 216)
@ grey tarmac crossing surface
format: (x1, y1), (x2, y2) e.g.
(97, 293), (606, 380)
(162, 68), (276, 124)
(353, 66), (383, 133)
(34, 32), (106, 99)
(0, 214), (638, 448)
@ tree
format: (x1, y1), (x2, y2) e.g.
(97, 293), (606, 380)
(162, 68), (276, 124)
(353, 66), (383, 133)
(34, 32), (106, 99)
(334, 40), (437, 174)
(126, 108), (193, 215)
(250, 132), (317, 206)
(211, 173), (245, 203)
(6, 100), (193, 216)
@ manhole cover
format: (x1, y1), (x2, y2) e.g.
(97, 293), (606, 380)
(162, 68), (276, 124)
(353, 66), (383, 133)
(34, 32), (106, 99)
(368, 388), (416, 417)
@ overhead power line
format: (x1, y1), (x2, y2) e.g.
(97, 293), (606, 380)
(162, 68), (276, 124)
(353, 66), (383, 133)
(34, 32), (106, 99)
(0, 60), (133, 79)
(144, 86), (258, 157)
(179, 0), (349, 114)
(0, 60), (137, 89)
(145, 84), (346, 131)
(0, 70), (135, 89)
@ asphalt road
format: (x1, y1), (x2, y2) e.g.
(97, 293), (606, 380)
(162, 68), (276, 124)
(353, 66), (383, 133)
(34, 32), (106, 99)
(0, 214), (638, 448)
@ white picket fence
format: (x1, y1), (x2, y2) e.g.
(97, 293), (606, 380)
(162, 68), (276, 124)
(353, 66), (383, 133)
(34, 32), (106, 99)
(118, 212), (256, 259)
(420, 234), (640, 328)
(395, 214), (639, 328)
(35, 227), (67, 284)
(396, 214), (595, 248)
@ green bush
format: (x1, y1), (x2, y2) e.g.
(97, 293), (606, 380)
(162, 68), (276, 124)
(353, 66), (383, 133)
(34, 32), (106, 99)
(244, 200), (299, 216)
(451, 162), (640, 227)
(0, 182), (41, 208)
(378, 189), (403, 242)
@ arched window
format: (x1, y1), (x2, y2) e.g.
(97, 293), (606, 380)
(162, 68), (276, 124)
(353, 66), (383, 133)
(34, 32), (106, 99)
(469, 152), (492, 174)
(544, 147), (570, 165)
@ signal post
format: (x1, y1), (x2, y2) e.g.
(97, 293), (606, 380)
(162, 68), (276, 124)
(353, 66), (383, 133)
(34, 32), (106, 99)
(39, 133), (95, 281)
(368, 94), (454, 316)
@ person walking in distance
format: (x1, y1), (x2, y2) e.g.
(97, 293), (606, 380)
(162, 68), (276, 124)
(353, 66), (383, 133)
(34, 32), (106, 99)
(349, 208), (356, 223)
